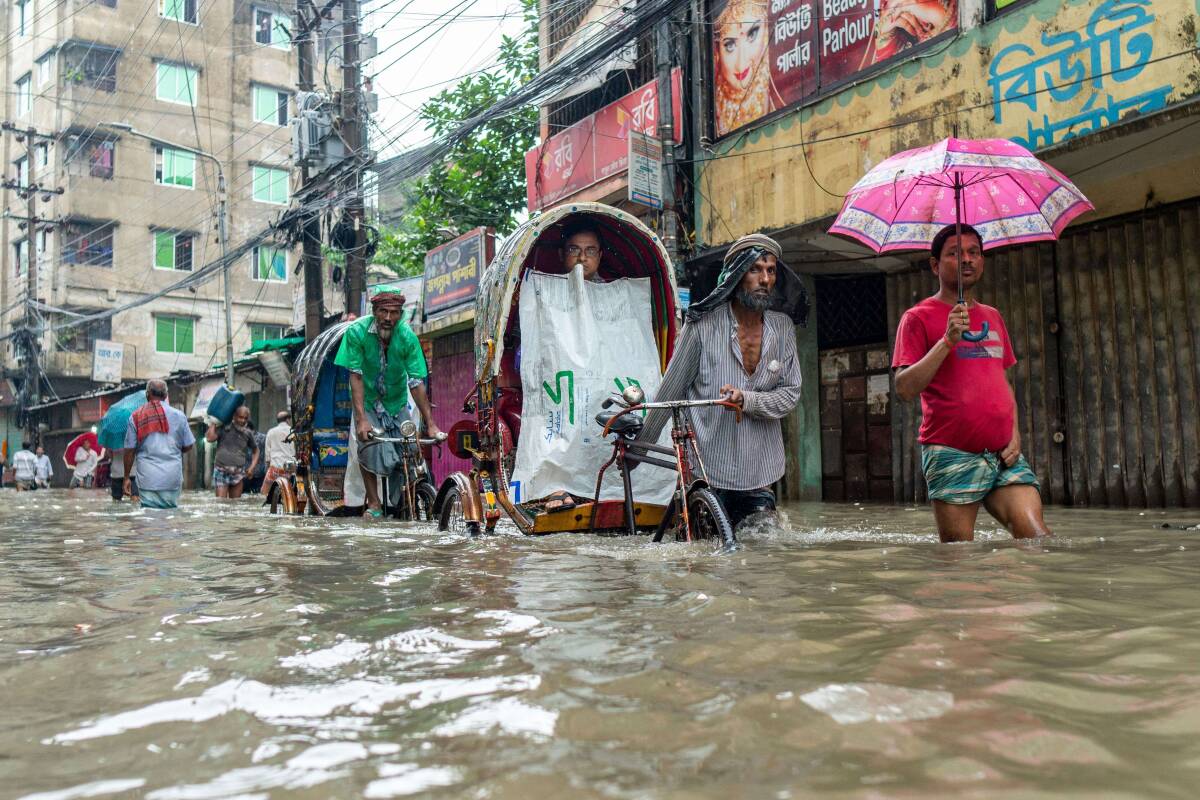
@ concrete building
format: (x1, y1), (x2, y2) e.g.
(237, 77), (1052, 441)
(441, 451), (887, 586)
(1, 0), (298, 399)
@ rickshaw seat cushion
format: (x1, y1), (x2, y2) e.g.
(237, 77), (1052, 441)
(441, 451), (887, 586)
(312, 428), (350, 468)
(595, 411), (644, 437)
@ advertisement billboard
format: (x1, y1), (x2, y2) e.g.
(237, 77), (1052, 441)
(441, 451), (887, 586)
(421, 227), (494, 320)
(710, 0), (958, 137)
(525, 69), (683, 211)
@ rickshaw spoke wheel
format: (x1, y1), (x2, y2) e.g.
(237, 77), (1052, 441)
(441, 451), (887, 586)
(414, 481), (437, 523)
(685, 488), (736, 548)
(438, 486), (481, 537)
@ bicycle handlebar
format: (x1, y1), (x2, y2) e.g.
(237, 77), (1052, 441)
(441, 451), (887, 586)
(600, 397), (742, 437)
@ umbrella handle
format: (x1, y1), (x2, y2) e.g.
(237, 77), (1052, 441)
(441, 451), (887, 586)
(962, 322), (989, 343)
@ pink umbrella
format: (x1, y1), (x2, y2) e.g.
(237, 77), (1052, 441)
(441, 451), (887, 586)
(829, 137), (1093, 341)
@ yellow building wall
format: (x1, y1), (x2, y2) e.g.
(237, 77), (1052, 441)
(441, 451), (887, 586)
(695, 0), (1200, 247)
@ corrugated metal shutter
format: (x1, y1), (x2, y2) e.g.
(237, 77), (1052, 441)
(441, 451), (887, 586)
(429, 330), (475, 488)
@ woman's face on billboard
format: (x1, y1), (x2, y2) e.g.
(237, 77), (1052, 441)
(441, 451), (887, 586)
(716, 6), (768, 91)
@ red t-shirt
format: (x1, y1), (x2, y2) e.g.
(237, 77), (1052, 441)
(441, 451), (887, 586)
(892, 296), (1016, 454)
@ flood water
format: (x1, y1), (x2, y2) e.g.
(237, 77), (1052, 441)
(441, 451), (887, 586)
(3, 491), (1200, 799)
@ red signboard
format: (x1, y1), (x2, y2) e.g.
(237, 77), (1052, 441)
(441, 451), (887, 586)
(711, 0), (959, 137)
(525, 68), (684, 211)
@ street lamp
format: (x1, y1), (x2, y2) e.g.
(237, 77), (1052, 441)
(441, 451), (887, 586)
(102, 122), (234, 387)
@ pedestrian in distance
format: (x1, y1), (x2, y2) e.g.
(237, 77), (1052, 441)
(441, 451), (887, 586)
(69, 441), (99, 489)
(641, 233), (804, 530)
(34, 445), (53, 489)
(124, 379), (195, 509)
(206, 406), (259, 499)
(108, 448), (138, 502)
(892, 223), (1052, 543)
(263, 410), (295, 486)
(12, 441), (38, 491)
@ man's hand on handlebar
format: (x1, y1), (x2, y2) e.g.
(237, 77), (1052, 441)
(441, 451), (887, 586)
(719, 385), (745, 408)
(356, 418), (375, 442)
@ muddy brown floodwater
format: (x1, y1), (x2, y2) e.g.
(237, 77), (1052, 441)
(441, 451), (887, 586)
(3, 490), (1200, 799)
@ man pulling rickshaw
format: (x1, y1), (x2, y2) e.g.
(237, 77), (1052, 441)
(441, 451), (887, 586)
(334, 287), (443, 518)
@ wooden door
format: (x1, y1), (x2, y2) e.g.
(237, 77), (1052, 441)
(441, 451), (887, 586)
(820, 345), (894, 502)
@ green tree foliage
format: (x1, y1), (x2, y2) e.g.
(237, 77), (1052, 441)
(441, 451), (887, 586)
(375, 0), (537, 277)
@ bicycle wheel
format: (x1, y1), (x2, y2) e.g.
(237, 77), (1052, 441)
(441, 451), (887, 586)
(437, 485), (481, 537)
(414, 480), (437, 522)
(686, 488), (737, 549)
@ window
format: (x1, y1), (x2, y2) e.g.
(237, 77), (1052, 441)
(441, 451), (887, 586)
(155, 315), (194, 353)
(61, 220), (115, 267)
(14, 239), (28, 278)
(254, 9), (289, 49)
(160, 0), (198, 23)
(252, 166), (288, 204)
(250, 323), (285, 343)
(15, 74), (31, 115)
(36, 228), (49, 258)
(153, 230), (194, 271)
(97, 0), (117, 7)
(35, 142), (49, 170)
(63, 44), (119, 93)
(154, 146), (195, 188)
(64, 135), (115, 179)
(252, 85), (289, 126)
(14, 0), (27, 37)
(252, 246), (286, 282)
(14, 157), (28, 190)
(36, 53), (54, 87)
(156, 62), (197, 106)
(54, 310), (112, 353)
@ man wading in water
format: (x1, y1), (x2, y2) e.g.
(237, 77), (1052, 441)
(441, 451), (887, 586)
(335, 287), (442, 517)
(641, 233), (804, 529)
(892, 224), (1051, 543)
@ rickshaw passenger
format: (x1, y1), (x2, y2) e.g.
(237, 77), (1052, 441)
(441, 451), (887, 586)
(540, 218), (611, 511)
(334, 288), (442, 516)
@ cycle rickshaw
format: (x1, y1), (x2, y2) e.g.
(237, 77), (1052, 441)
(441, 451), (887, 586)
(433, 202), (740, 545)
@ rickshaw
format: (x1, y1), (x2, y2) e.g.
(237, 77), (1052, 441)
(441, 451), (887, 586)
(265, 320), (438, 520)
(434, 202), (739, 545)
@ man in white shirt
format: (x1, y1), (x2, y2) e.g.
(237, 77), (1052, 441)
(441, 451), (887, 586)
(70, 442), (99, 488)
(263, 410), (296, 486)
(12, 442), (38, 491)
(34, 445), (53, 489)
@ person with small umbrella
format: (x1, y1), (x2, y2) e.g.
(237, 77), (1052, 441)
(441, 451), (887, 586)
(892, 225), (1050, 542)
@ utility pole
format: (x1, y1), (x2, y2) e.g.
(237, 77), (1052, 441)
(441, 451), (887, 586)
(341, 0), (366, 317)
(655, 17), (681, 273)
(296, 1), (325, 343)
(1, 122), (64, 440)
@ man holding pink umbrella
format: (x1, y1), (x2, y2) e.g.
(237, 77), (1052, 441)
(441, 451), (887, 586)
(892, 224), (1050, 543)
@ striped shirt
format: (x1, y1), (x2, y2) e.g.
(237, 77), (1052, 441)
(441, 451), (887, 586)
(641, 304), (802, 491)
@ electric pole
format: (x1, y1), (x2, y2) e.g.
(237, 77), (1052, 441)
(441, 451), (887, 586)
(655, 17), (681, 273)
(341, 0), (366, 316)
(296, 1), (326, 343)
(1, 122), (64, 440)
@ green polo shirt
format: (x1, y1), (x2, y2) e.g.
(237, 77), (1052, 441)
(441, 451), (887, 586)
(333, 316), (428, 415)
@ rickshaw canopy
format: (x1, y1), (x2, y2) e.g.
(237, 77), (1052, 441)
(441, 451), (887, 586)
(474, 202), (680, 382)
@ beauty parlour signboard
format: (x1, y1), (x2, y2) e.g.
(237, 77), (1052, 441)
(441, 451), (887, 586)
(710, 0), (959, 137)
(525, 69), (683, 211)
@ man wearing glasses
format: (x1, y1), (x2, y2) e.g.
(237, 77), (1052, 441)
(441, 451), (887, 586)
(560, 220), (607, 281)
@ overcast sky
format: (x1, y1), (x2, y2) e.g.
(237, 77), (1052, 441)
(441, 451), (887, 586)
(366, 0), (529, 158)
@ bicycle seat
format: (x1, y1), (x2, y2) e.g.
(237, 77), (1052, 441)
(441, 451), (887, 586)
(595, 410), (644, 437)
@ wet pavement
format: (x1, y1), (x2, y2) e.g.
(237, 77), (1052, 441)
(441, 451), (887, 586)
(3, 490), (1200, 799)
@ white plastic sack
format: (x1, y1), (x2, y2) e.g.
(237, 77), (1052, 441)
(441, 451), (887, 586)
(510, 267), (676, 505)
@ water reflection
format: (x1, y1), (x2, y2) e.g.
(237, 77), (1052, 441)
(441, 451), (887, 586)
(2, 491), (1199, 798)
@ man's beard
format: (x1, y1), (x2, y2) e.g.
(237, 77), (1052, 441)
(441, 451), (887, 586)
(735, 288), (774, 312)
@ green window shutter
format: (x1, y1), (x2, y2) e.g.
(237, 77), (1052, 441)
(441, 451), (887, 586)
(170, 149), (195, 187)
(253, 87), (272, 123)
(177, 318), (194, 353)
(162, 0), (182, 20)
(154, 231), (174, 268)
(269, 169), (287, 203)
(179, 67), (196, 105)
(252, 167), (267, 201)
(269, 248), (285, 280)
(156, 317), (173, 352)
